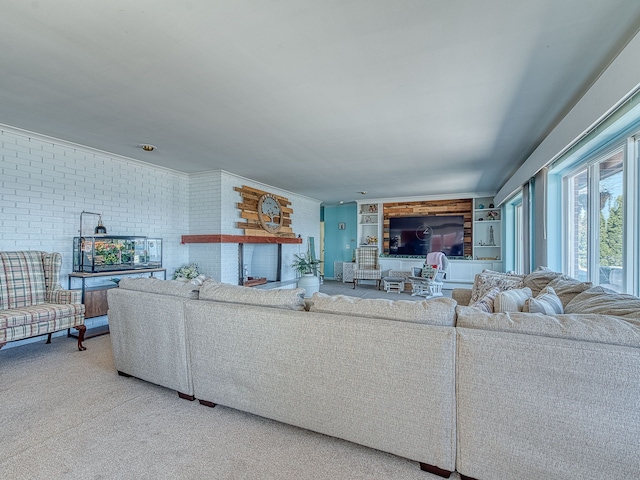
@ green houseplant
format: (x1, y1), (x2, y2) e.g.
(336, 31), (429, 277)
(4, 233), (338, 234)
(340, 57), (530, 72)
(291, 252), (321, 276)
(291, 251), (321, 298)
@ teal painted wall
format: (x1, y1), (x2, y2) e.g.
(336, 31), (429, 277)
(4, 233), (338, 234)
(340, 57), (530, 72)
(322, 203), (357, 278)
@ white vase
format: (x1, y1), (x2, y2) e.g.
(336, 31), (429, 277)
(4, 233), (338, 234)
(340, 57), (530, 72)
(297, 273), (320, 298)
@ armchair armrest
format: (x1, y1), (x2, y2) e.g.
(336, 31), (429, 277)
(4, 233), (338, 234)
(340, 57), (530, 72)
(47, 289), (82, 304)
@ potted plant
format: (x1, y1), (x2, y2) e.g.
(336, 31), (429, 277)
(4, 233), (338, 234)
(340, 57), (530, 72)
(291, 252), (321, 297)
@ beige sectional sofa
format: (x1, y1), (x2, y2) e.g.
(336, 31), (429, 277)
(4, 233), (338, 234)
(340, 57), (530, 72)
(109, 278), (459, 477)
(452, 268), (640, 480)
(107, 270), (640, 479)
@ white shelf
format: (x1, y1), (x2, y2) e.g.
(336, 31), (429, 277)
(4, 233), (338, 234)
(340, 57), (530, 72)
(473, 197), (501, 262)
(356, 202), (381, 249)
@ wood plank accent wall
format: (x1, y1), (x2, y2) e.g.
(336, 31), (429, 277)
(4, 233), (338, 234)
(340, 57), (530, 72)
(234, 185), (296, 238)
(382, 199), (473, 257)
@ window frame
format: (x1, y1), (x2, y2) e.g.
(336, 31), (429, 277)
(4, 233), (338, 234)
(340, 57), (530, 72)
(561, 142), (631, 291)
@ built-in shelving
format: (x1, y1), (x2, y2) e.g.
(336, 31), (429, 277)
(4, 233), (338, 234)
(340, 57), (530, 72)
(472, 197), (501, 261)
(356, 202), (381, 249)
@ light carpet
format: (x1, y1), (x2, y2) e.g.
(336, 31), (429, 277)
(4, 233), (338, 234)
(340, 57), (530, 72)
(1, 334), (460, 480)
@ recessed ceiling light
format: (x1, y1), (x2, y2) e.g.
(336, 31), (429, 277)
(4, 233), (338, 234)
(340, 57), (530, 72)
(139, 144), (156, 152)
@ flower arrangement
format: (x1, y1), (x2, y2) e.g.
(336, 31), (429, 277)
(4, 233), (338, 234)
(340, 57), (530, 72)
(486, 210), (499, 220)
(173, 262), (200, 280)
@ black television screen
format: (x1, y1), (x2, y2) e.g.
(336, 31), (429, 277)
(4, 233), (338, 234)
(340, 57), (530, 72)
(389, 215), (464, 257)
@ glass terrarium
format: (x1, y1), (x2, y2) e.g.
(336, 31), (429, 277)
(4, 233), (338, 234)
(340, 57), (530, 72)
(73, 236), (162, 273)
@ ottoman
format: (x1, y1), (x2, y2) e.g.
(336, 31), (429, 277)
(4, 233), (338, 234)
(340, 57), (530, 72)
(383, 277), (405, 294)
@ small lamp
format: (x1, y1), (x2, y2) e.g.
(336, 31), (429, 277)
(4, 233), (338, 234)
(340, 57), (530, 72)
(79, 211), (108, 237)
(95, 215), (107, 235)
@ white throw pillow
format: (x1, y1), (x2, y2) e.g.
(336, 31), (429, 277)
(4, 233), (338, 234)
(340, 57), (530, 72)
(494, 287), (532, 313)
(524, 286), (563, 314)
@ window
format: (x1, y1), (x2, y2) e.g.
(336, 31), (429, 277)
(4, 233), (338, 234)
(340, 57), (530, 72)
(503, 192), (525, 274)
(563, 149), (625, 291)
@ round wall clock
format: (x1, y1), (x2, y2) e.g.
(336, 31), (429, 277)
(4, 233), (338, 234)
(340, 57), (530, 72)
(257, 193), (283, 233)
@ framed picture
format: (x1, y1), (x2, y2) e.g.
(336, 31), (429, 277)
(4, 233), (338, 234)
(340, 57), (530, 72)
(338, 222), (346, 230)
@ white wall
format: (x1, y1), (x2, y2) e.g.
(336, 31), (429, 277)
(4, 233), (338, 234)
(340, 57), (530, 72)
(1, 127), (321, 288)
(0, 126), (190, 284)
(188, 170), (321, 284)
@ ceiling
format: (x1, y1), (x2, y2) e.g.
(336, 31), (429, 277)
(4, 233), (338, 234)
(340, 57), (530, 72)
(2, 1), (640, 204)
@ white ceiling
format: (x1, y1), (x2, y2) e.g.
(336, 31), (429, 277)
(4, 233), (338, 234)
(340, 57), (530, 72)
(2, 1), (640, 204)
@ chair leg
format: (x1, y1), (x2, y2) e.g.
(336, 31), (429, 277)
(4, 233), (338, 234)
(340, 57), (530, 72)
(353, 279), (357, 289)
(46, 333), (52, 344)
(75, 325), (87, 351)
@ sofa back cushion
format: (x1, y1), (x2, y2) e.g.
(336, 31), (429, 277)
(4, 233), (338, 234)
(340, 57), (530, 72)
(199, 280), (306, 311)
(309, 292), (457, 326)
(118, 277), (201, 299)
(0, 251), (47, 309)
(456, 305), (640, 348)
(565, 286), (640, 319)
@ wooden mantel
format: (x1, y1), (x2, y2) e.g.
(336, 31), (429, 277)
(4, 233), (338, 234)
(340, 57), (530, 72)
(181, 234), (302, 244)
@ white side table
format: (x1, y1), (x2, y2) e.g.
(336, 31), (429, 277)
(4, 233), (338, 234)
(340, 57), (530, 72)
(342, 262), (355, 284)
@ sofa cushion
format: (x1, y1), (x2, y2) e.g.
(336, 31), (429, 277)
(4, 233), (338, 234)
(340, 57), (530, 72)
(0, 303), (85, 329)
(524, 286), (564, 314)
(546, 277), (593, 308)
(469, 287), (500, 313)
(118, 277), (201, 299)
(565, 286), (640, 319)
(199, 280), (306, 311)
(470, 271), (525, 304)
(456, 305), (640, 348)
(523, 267), (565, 297)
(494, 287), (532, 313)
(0, 251), (47, 309)
(309, 292), (457, 326)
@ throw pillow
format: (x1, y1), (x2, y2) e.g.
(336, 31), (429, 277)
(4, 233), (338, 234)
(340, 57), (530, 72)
(469, 287), (501, 313)
(524, 286), (563, 314)
(494, 287), (532, 313)
(523, 267), (565, 297)
(421, 265), (436, 280)
(546, 277), (592, 308)
(565, 286), (640, 319)
(470, 271), (525, 304)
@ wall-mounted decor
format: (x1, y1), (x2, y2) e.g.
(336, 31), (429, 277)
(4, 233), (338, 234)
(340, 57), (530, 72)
(235, 185), (295, 237)
(257, 193), (284, 233)
(338, 222), (346, 230)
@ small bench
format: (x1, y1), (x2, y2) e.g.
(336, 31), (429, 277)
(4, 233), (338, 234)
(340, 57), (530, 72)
(382, 277), (405, 294)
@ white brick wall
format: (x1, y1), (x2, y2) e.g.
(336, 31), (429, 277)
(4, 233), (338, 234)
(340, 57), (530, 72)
(188, 171), (321, 282)
(0, 127), (190, 283)
(1, 127), (322, 287)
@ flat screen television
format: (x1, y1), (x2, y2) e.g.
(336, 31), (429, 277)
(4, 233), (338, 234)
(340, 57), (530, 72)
(388, 215), (464, 257)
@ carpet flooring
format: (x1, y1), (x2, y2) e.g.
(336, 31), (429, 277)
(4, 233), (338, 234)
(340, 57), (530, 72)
(319, 279), (453, 299)
(1, 325), (459, 479)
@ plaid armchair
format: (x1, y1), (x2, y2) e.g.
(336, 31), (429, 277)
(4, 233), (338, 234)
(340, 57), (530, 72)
(0, 251), (86, 351)
(353, 247), (382, 289)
